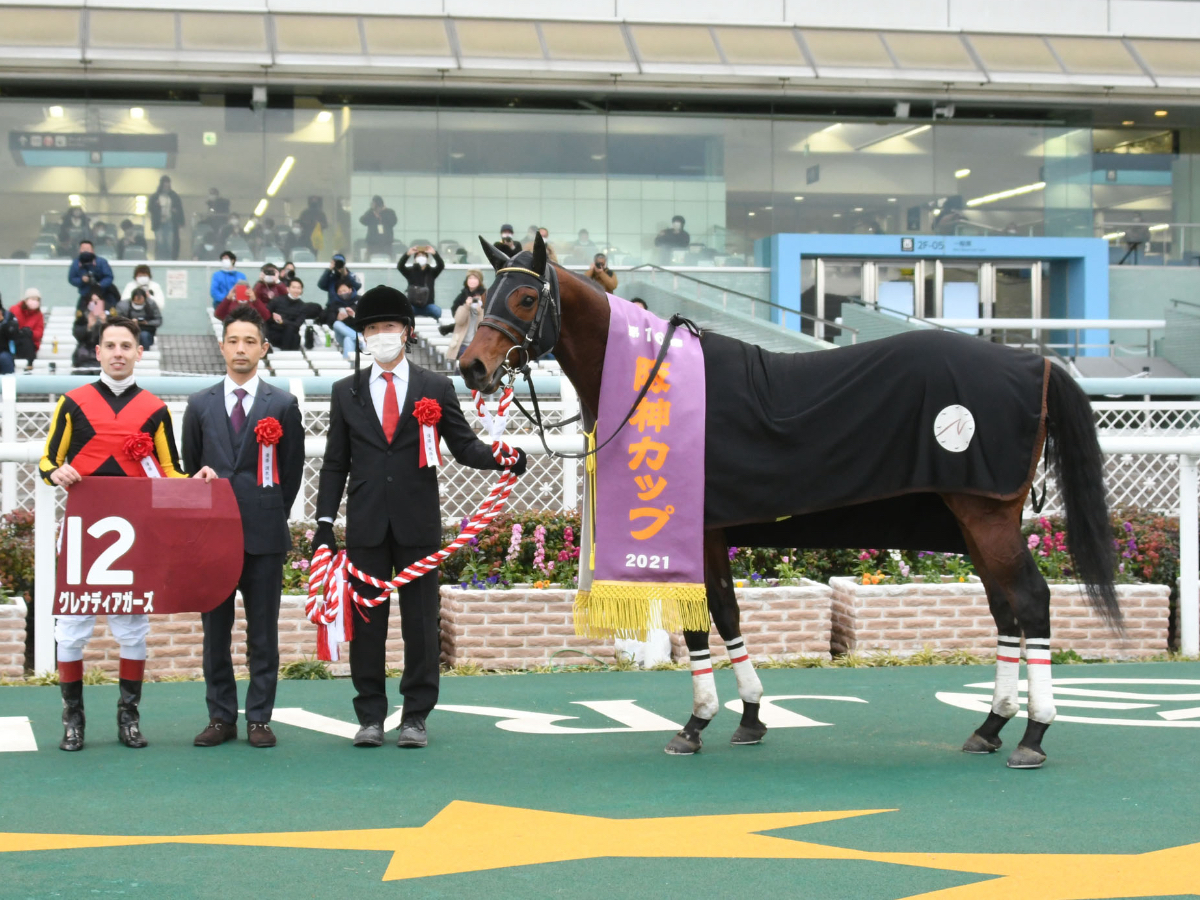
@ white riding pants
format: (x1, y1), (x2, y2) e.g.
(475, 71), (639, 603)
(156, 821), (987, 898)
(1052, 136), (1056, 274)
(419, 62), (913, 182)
(55, 614), (149, 663)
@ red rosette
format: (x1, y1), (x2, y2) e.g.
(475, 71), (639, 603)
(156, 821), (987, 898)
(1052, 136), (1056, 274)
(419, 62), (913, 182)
(123, 431), (155, 462)
(413, 397), (442, 426)
(254, 416), (283, 445)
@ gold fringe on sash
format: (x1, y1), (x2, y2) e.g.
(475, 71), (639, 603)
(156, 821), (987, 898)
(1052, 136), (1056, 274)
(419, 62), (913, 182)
(574, 581), (709, 640)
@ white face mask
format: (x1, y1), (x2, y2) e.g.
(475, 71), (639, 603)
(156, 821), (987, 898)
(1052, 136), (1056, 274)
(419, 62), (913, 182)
(264, 275), (277, 284)
(221, 259), (233, 270)
(136, 275), (149, 286)
(414, 255), (428, 266)
(365, 331), (406, 363)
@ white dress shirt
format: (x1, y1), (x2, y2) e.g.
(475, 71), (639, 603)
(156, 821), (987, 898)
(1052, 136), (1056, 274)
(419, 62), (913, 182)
(369, 358), (409, 426)
(223, 373), (260, 418)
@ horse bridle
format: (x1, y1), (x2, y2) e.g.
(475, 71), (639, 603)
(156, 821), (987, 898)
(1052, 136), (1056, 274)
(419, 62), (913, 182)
(477, 260), (700, 460)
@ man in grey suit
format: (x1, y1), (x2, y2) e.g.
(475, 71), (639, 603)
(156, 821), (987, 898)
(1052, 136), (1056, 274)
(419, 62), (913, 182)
(185, 305), (305, 748)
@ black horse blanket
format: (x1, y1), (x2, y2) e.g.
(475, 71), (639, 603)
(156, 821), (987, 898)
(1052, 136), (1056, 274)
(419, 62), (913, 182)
(704, 329), (1049, 553)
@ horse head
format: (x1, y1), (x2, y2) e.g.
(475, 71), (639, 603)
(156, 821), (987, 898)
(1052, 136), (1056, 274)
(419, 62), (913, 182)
(460, 232), (561, 393)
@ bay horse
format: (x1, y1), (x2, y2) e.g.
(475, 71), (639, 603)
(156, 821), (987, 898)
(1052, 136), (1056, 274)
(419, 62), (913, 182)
(460, 234), (1119, 770)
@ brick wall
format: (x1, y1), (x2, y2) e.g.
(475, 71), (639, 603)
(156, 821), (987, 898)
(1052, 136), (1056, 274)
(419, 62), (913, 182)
(668, 581), (833, 662)
(0, 597), (27, 678)
(830, 577), (1170, 659)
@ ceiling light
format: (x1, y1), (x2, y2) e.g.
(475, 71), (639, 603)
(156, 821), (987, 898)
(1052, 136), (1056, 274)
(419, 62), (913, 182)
(133, 195), (147, 215)
(793, 195), (804, 201)
(1155, 110), (1168, 117)
(854, 123), (931, 152)
(816, 123), (841, 134)
(1149, 223), (1170, 232)
(591, 153), (606, 160)
(748, 211), (756, 217)
(1102, 231), (1126, 240)
(887, 197), (897, 202)
(67, 193), (82, 208)
(450, 152), (465, 159)
(316, 110), (332, 123)
(853, 207), (864, 212)
(254, 198), (269, 217)
(266, 155), (295, 197)
(243, 220), (256, 234)
(1122, 120), (1135, 126)
(965, 181), (1046, 207)
(832, 213), (842, 218)
(49, 106), (64, 118)
(129, 107), (145, 119)
(955, 168), (971, 179)
(763, 206), (773, 211)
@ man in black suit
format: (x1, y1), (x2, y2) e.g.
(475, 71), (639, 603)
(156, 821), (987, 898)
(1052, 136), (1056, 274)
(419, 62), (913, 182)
(185, 305), (305, 748)
(312, 286), (526, 748)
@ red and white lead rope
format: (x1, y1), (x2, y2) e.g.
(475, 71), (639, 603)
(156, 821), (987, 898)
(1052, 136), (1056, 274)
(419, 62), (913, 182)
(305, 388), (518, 661)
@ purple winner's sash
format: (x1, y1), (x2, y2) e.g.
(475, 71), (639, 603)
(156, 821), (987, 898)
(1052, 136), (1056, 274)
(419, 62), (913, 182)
(575, 295), (708, 639)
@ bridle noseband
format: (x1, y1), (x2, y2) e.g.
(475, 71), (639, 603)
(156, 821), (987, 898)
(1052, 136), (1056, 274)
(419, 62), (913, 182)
(478, 264), (561, 382)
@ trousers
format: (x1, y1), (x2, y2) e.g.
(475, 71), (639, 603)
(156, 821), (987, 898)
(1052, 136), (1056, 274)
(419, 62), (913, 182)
(55, 614), (149, 662)
(347, 530), (440, 725)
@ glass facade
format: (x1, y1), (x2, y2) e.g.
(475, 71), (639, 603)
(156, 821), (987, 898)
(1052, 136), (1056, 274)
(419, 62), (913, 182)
(0, 96), (1190, 270)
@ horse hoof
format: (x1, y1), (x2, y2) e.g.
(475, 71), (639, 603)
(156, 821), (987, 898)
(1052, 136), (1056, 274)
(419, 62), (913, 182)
(962, 731), (1002, 754)
(730, 723), (767, 746)
(1005, 745), (1047, 769)
(665, 730), (702, 755)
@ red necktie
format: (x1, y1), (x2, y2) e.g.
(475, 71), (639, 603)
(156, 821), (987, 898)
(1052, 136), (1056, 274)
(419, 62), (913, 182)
(381, 371), (399, 442)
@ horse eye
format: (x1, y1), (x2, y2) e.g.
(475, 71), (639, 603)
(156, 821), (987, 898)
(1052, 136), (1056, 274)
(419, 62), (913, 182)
(520, 296), (535, 307)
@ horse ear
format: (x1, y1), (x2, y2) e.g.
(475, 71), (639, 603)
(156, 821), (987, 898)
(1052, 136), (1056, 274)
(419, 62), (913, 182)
(479, 236), (510, 272)
(531, 232), (548, 277)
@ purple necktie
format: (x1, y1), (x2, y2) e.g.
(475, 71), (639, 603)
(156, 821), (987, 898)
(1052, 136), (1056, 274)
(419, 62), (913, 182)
(230, 388), (248, 434)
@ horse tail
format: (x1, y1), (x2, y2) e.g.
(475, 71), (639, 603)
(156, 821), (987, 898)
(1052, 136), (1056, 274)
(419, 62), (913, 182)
(1044, 364), (1121, 629)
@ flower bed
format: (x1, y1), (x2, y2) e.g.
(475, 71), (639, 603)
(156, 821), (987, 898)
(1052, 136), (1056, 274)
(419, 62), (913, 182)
(0, 595), (28, 678)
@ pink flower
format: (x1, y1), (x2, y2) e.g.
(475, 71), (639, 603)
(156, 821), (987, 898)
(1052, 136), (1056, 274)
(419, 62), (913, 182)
(557, 549), (570, 562)
(780, 556), (790, 564)
(304, 529), (315, 541)
(1027, 534), (1040, 549)
(291, 560), (301, 569)
(298, 559), (310, 571)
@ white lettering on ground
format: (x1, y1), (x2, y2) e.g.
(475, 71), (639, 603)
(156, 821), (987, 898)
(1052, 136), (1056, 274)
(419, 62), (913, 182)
(0, 716), (37, 752)
(935, 678), (1200, 728)
(724, 695), (869, 728)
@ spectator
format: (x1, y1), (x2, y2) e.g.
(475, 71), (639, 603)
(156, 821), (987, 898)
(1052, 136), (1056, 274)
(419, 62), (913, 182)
(494, 224), (522, 257)
(573, 228), (598, 261)
(398, 244), (444, 320)
(218, 213), (243, 247)
(149, 175), (184, 260)
(58, 206), (91, 249)
(68, 240), (116, 307)
(207, 187), (231, 216)
(254, 263), (288, 307)
(91, 221), (114, 250)
(446, 270), (486, 359)
(267, 277), (313, 350)
(209, 251), (246, 309)
(536, 227), (559, 264)
(630, 297), (648, 310)
(71, 292), (110, 369)
(121, 264), (165, 308)
(280, 261), (297, 284)
(324, 277), (360, 360)
(11, 287), (45, 372)
(215, 281), (271, 323)
(0, 297), (15, 374)
(655, 215), (690, 250)
(522, 225), (539, 249)
(585, 252), (618, 292)
(360, 196), (398, 255)
(115, 287), (162, 350)
(298, 196), (328, 253)
(317, 253), (364, 307)
(253, 217), (280, 257)
(282, 221), (312, 256)
(116, 219), (147, 260)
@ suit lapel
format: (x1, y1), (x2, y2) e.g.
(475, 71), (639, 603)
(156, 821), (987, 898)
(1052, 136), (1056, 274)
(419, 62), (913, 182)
(207, 384), (236, 467)
(393, 364), (421, 443)
(355, 367), (390, 447)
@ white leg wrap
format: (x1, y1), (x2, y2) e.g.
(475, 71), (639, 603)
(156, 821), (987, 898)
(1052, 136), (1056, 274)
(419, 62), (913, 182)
(107, 614), (149, 661)
(54, 615), (96, 663)
(1025, 638), (1056, 724)
(723, 637), (763, 704)
(992, 635), (1021, 719)
(689, 649), (719, 720)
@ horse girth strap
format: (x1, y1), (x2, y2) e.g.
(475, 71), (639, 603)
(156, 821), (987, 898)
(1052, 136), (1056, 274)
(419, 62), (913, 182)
(68, 384), (164, 476)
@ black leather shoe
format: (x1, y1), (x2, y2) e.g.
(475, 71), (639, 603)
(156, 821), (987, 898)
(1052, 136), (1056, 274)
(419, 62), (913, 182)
(247, 722), (276, 748)
(117, 679), (148, 748)
(354, 722), (384, 747)
(59, 681), (85, 752)
(193, 719), (237, 747)
(397, 714), (427, 748)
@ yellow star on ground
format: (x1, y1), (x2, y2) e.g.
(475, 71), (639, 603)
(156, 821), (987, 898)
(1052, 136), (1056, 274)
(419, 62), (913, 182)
(0, 802), (893, 881)
(865, 839), (1200, 900)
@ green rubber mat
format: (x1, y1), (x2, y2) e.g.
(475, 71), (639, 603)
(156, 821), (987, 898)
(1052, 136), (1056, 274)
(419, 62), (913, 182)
(2, 662), (1198, 899)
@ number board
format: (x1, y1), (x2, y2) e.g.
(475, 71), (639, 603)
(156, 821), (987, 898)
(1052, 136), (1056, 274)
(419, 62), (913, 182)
(54, 477), (244, 616)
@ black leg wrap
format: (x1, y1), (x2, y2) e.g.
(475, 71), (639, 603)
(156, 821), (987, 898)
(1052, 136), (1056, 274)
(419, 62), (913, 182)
(665, 715), (709, 755)
(731, 701), (768, 746)
(963, 711), (1011, 754)
(1007, 719), (1050, 769)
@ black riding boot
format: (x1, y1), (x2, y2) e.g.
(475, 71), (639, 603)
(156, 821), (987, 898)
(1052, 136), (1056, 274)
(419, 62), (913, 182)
(60, 681), (85, 751)
(117, 679), (148, 748)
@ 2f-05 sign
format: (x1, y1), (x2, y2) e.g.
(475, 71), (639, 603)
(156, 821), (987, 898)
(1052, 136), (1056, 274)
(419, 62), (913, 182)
(53, 477), (245, 615)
